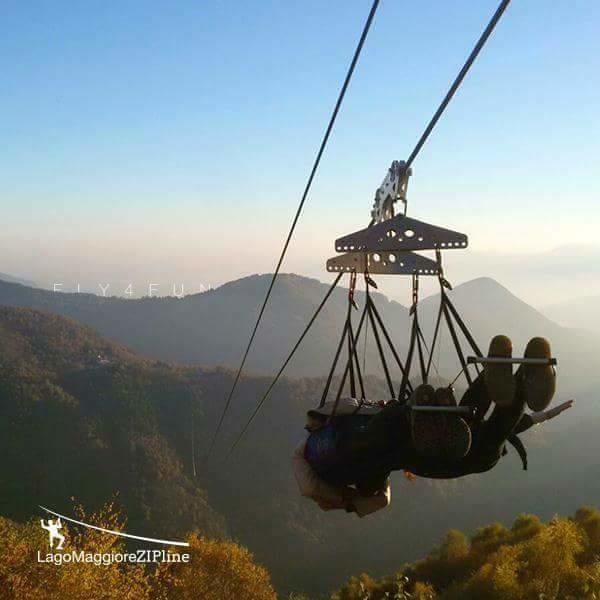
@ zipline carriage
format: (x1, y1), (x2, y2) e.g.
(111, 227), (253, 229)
(212, 0), (560, 461)
(320, 161), (557, 419)
(321, 161), (479, 416)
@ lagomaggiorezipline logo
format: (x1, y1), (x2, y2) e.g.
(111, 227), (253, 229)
(37, 505), (191, 566)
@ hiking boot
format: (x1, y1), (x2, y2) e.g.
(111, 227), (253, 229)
(407, 384), (435, 408)
(521, 337), (556, 411)
(410, 384), (471, 460)
(484, 335), (516, 407)
(411, 413), (472, 459)
(434, 386), (457, 407)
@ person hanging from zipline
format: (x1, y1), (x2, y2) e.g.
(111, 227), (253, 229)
(293, 335), (573, 516)
(293, 396), (392, 517)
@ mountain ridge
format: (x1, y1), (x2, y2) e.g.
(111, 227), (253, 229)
(0, 273), (596, 380)
(0, 272), (37, 288)
(540, 294), (600, 332)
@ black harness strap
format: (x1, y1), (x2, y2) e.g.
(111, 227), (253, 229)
(506, 434), (528, 470)
(414, 312), (428, 384)
(443, 292), (484, 368)
(367, 294), (413, 396)
(346, 272), (357, 399)
(366, 298), (396, 400)
(441, 291), (473, 387)
(347, 329), (357, 399)
(412, 276), (429, 385)
(425, 259), (449, 379)
(347, 314), (367, 401)
(426, 299), (444, 379)
(331, 308), (368, 417)
(320, 303), (353, 407)
(331, 354), (351, 418)
(330, 273), (370, 415)
(398, 275), (422, 401)
(399, 317), (418, 400)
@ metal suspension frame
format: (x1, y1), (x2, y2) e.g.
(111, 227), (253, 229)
(399, 252), (484, 399)
(222, 0), (514, 458)
(322, 268), (482, 419)
(321, 271), (415, 415)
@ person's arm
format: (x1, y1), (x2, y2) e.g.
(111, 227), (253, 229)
(292, 440), (347, 508)
(352, 479), (391, 518)
(514, 400), (574, 434)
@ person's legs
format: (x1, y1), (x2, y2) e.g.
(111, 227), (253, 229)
(459, 372), (492, 422)
(474, 371), (527, 451)
(361, 393), (418, 452)
(335, 392), (420, 479)
(474, 336), (555, 450)
(410, 385), (471, 459)
(483, 335), (516, 407)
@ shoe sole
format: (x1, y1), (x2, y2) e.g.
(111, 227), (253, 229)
(522, 337), (556, 411)
(410, 384), (471, 459)
(412, 415), (472, 459)
(484, 335), (516, 407)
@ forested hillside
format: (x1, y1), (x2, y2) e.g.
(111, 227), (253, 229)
(1, 273), (598, 382)
(334, 506), (600, 599)
(0, 274), (407, 376)
(0, 306), (225, 539)
(1, 503), (276, 599)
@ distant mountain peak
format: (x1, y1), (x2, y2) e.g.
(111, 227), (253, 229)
(449, 277), (533, 307)
(0, 272), (37, 288)
(453, 276), (512, 294)
(218, 272), (322, 288)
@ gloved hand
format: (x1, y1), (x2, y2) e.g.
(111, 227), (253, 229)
(532, 399), (574, 424)
(545, 399), (574, 420)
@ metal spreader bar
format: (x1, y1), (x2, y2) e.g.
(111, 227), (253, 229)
(335, 214), (468, 254)
(409, 405), (475, 415)
(467, 356), (557, 366)
(326, 250), (440, 276)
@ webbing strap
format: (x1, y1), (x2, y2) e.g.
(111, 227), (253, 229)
(331, 355), (351, 418)
(443, 292), (484, 374)
(441, 293), (473, 386)
(347, 331), (356, 399)
(366, 300), (396, 400)
(398, 275), (423, 400)
(320, 304), (353, 407)
(415, 312), (428, 384)
(507, 434), (528, 470)
(426, 300), (444, 379)
(348, 316), (366, 401)
(367, 295), (412, 394)
(399, 314), (419, 401)
(329, 297), (369, 414)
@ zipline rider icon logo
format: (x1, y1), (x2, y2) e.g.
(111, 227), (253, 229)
(40, 517), (66, 550)
(36, 505), (191, 566)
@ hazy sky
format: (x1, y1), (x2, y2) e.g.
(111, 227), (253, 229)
(1, 1), (598, 306)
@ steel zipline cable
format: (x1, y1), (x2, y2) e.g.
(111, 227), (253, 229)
(405, 0), (511, 170)
(204, 0), (382, 462)
(223, 0), (512, 459)
(225, 273), (343, 459)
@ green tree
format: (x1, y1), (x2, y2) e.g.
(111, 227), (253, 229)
(153, 534), (276, 600)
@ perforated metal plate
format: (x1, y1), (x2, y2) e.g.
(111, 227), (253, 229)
(326, 251), (440, 276)
(335, 214), (468, 253)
